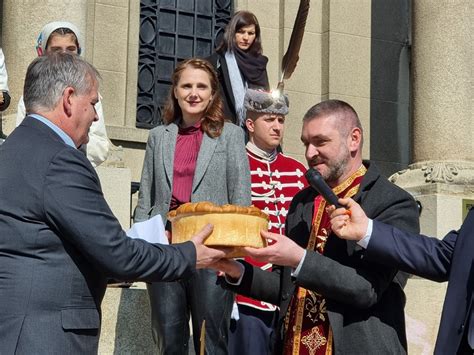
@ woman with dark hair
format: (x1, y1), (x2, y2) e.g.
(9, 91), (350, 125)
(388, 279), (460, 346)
(134, 58), (251, 355)
(208, 11), (269, 126)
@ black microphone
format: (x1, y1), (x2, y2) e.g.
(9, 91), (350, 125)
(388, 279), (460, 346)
(305, 168), (342, 208)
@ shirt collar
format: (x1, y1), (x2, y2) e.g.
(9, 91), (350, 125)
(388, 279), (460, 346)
(29, 114), (76, 149)
(246, 141), (277, 162)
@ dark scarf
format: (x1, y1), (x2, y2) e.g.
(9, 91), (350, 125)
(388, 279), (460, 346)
(234, 47), (269, 89)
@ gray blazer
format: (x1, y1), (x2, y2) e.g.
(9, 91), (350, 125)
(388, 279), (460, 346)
(0, 117), (198, 353)
(135, 122), (251, 224)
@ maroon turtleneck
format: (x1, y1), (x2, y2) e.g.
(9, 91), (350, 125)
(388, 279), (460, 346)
(169, 121), (204, 211)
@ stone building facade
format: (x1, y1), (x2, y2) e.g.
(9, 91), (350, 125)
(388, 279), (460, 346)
(0, 0), (472, 353)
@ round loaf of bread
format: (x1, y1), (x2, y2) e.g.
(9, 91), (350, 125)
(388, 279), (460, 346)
(168, 202), (268, 257)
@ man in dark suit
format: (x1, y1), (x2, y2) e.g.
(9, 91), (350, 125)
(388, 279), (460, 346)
(0, 53), (228, 353)
(329, 198), (473, 354)
(215, 99), (420, 354)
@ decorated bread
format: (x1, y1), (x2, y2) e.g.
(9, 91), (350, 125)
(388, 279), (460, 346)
(168, 202), (268, 256)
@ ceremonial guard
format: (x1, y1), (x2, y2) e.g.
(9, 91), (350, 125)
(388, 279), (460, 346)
(229, 89), (308, 354)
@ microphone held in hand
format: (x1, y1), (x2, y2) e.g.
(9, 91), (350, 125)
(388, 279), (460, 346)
(305, 168), (342, 208)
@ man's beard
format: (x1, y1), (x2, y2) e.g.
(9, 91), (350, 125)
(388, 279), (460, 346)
(322, 144), (350, 185)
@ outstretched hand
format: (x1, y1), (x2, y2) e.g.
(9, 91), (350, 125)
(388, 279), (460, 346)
(208, 258), (244, 281)
(244, 231), (305, 269)
(328, 198), (369, 241)
(191, 224), (233, 269)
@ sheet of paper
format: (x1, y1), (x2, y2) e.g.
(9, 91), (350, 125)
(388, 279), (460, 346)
(126, 214), (168, 245)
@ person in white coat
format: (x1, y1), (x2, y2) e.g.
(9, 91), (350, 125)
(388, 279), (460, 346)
(16, 21), (110, 167)
(0, 47), (10, 145)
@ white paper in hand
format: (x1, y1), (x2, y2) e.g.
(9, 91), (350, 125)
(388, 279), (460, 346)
(126, 215), (168, 245)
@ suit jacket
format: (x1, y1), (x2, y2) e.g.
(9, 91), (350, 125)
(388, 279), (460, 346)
(134, 121), (251, 223)
(0, 117), (197, 354)
(226, 161), (420, 354)
(369, 209), (474, 354)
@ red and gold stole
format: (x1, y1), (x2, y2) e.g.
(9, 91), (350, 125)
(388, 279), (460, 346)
(283, 165), (367, 355)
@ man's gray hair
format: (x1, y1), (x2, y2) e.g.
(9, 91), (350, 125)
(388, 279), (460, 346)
(24, 52), (100, 113)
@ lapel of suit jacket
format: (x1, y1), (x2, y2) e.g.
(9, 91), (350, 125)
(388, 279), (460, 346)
(192, 132), (217, 192)
(303, 191), (315, 242)
(292, 188), (315, 248)
(163, 123), (178, 186)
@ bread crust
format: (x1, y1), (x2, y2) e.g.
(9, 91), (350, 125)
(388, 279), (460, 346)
(168, 201), (268, 219)
(168, 202), (268, 256)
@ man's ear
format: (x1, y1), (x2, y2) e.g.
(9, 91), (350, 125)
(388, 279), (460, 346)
(245, 118), (255, 132)
(349, 127), (362, 152)
(62, 87), (75, 116)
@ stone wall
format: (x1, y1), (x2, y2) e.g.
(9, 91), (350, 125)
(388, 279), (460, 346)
(1, 0), (472, 352)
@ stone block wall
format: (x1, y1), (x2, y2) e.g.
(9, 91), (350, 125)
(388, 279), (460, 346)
(2, 1), (472, 352)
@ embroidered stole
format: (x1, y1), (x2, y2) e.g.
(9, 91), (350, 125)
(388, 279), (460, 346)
(283, 165), (367, 355)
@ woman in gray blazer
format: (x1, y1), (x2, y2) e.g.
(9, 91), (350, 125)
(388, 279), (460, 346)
(135, 58), (251, 355)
